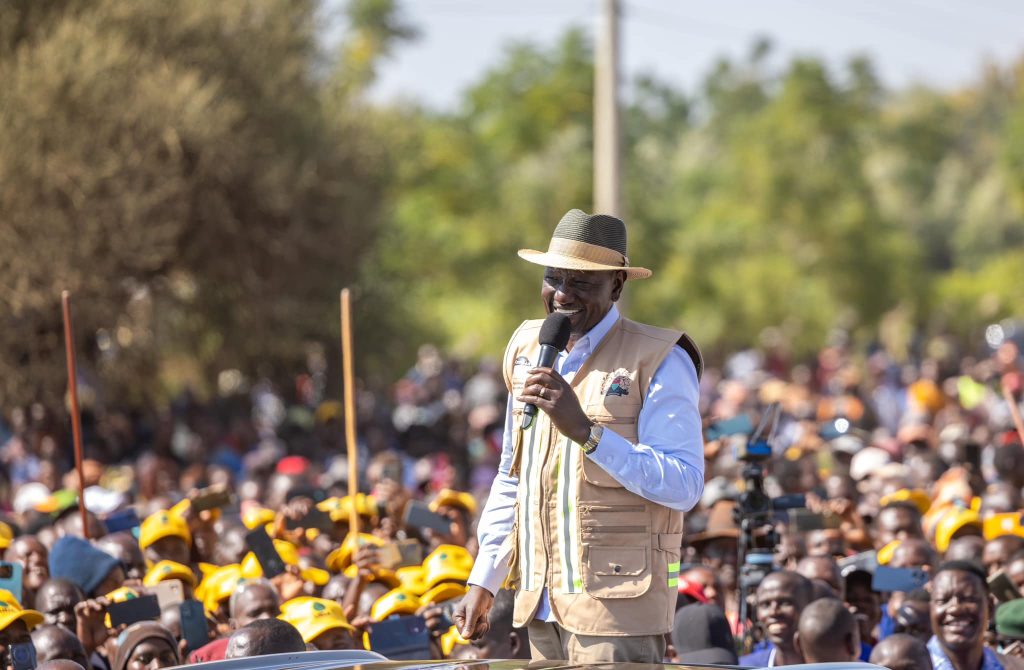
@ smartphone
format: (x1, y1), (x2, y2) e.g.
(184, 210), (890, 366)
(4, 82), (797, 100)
(191, 486), (232, 513)
(0, 562), (23, 599)
(8, 642), (36, 670)
(770, 494), (808, 511)
(284, 507), (334, 533)
(377, 540), (423, 570)
(872, 566), (929, 593)
(107, 594), (161, 628)
(151, 579), (184, 611)
(368, 615), (431, 660)
(403, 501), (452, 536)
(104, 509), (142, 534)
(787, 508), (841, 532)
(705, 414), (753, 441)
(179, 600), (209, 653)
(989, 570), (1023, 604)
(244, 527), (286, 578)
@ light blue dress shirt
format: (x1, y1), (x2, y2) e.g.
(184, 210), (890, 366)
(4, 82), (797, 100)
(467, 306), (705, 621)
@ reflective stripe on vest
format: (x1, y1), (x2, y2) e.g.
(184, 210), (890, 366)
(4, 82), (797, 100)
(519, 420), (539, 592)
(556, 436), (582, 594)
(668, 561), (681, 587)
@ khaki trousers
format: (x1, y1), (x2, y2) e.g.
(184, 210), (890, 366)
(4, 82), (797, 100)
(527, 620), (666, 664)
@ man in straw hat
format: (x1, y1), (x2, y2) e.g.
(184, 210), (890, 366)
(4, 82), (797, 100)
(455, 209), (704, 663)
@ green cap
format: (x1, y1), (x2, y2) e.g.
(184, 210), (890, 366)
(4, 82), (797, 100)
(996, 599), (1024, 640)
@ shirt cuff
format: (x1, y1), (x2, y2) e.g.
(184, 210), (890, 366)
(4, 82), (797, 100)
(585, 425), (631, 472)
(468, 554), (509, 596)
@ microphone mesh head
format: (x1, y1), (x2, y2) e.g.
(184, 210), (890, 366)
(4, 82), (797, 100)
(539, 313), (572, 350)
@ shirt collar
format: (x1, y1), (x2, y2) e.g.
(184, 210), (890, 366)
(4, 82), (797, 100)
(572, 305), (620, 357)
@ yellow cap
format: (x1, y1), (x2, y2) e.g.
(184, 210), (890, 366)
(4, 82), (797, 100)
(984, 512), (1024, 541)
(396, 566), (428, 596)
(325, 533), (385, 572)
(877, 540), (900, 565)
(315, 401), (343, 424)
(342, 564), (400, 589)
(421, 582), (468, 606)
(441, 625), (470, 657)
(139, 510), (192, 550)
(143, 560), (197, 588)
(370, 588), (422, 621)
(198, 564), (244, 614)
(279, 597), (355, 643)
(240, 540), (329, 587)
(317, 495), (379, 523)
(935, 507), (982, 553)
(0, 589), (43, 632)
(242, 507), (276, 530)
(422, 545), (473, 590)
(880, 489), (932, 516)
(429, 490), (478, 516)
(0, 522), (13, 550)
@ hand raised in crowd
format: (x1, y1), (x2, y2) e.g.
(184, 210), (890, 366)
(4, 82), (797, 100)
(74, 597), (126, 656)
(518, 367), (592, 444)
(270, 565), (308, 602)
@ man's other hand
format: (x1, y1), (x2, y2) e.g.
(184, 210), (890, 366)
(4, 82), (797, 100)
(453, 585), (494, 640)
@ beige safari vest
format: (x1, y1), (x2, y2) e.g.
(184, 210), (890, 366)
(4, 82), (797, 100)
(500, 315), (702, 636)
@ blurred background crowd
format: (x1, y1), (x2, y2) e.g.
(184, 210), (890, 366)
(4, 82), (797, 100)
(0, 326), (1023, 667)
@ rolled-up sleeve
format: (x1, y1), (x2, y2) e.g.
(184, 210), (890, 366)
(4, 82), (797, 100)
(586, 346), (704, 511)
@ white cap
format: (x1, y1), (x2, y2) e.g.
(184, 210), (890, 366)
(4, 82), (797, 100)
(850, 447), (892, 481)
(83, 486), (126, 515)
(13, 483), (51, 515)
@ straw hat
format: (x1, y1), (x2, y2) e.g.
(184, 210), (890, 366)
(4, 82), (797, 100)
(518, 209), (651, 279)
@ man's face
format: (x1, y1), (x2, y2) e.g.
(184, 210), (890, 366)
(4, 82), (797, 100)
(798, 557), (840, 591)
(146, 536), (190, 566)
(807, 529), (846, 558)
(845, 577), (881, 641)
(37, 582), (82, 630)
(97, 534), (146, 581)
(698, 538), (738, 590)
(91, 565), (125, 599)
(877, 508), (920, 547)
(983, 537), (1023, 576)
(930, 570), (988, 653)
(891, 540), (934, 571)
(231, 586), (280, 628)
(6, 537), (49, 590)
(541, 269), (623, 339)
(311, 627), (357, 650)
(756, 575), (805, 647)
(680, 567), (721, 606)
(0, 619), (31, 647)
(1007, 557), (1024, 591)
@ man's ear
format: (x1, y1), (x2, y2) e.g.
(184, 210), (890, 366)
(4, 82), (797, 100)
(610, 271), (626, 302)
(793, 631), (804, 661)
(845, 631), (858, 661)
(509, 631), (523, 658)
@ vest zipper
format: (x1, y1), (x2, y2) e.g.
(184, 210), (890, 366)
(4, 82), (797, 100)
(580, 504), (645, 514)
(581, 524), (648, 534)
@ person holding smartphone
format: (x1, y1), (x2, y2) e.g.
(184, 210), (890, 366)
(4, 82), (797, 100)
(456, 210), (704, 663)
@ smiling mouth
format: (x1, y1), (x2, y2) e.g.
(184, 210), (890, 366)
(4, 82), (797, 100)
(943, 619), (974, 633)
(554, 307), (582, 316)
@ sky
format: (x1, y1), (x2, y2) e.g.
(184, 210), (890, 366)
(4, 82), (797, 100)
(360, 0), (1023, 109)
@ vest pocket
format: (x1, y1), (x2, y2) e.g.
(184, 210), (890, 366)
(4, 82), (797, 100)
(582, 545), (652, 599)
(581, 457), (624, 488)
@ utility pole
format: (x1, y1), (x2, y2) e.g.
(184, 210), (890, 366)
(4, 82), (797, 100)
(594, 0), (622, 218)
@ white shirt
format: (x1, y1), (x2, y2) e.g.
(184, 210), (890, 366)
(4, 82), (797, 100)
(468, 306), (705, 617)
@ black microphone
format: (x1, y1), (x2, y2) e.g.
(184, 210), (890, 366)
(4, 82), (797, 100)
(523, 312), (572, 425)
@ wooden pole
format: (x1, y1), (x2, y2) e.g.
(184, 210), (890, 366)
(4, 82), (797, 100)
(60, 291), (90, 539)
(1002, 383), (1024, 447)
(340, 289), (360, 538)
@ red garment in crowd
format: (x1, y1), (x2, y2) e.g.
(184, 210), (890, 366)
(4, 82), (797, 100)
(188, 638), (229, 663)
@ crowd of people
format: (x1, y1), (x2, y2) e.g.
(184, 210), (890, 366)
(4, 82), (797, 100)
(0, 331), (1022, 668)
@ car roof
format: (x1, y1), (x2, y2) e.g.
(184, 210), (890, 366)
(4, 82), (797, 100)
(172, 650), (882, 670)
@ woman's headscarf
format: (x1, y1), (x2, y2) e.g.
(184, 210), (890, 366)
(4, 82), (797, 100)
(112, 622), (181, 670)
